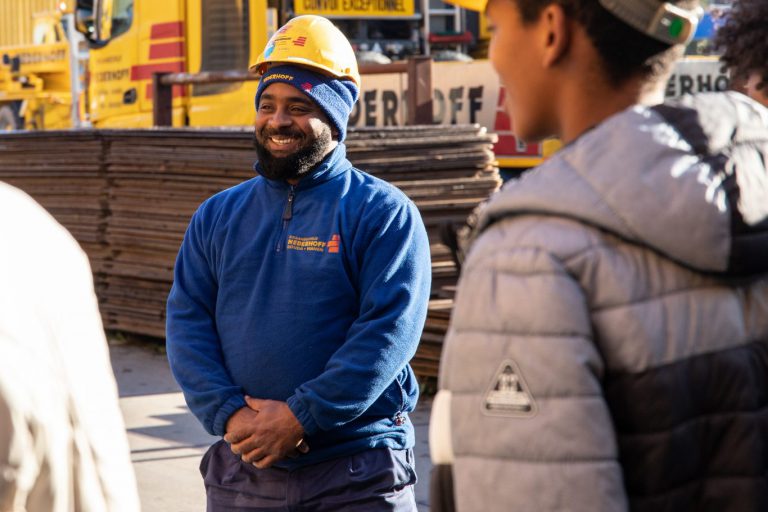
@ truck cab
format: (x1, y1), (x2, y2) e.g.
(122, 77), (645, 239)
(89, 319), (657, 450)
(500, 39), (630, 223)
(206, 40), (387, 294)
(75, 0), (270, 127)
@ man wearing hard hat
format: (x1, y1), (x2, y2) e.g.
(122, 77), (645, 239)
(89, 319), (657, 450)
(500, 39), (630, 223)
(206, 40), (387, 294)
(431, 0), (768, 510)
(167, 15), (431, 511)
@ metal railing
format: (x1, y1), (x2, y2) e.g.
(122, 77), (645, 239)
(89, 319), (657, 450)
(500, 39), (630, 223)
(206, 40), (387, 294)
(152, 56), (433, 127)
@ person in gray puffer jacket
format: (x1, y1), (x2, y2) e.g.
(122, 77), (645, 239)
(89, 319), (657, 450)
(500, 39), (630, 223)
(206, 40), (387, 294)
(430, 0), (768, 511)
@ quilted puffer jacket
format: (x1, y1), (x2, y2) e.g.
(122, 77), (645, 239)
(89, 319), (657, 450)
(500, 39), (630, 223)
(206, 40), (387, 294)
(433, 92), (768, 512)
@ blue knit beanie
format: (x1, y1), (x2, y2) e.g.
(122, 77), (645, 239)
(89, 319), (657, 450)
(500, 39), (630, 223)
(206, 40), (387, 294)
(255, 64), (360, 142)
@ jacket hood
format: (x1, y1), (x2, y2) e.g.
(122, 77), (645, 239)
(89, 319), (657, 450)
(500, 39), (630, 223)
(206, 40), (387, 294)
(477, 92), (768, 276)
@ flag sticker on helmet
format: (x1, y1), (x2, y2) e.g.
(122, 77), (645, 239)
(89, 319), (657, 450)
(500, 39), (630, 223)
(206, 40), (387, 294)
(293, 37), (308, 46)
(483, 360), (537, 417)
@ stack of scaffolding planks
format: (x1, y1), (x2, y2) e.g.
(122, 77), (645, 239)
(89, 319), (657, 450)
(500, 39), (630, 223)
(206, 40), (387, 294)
(347, 126), (499, 295)
(414, 293), (455, 379)
(98, 129), (255, 337)
(0, 125), (500, 378)
(0, 130), (109, 277)
(348, 127), (500, 378)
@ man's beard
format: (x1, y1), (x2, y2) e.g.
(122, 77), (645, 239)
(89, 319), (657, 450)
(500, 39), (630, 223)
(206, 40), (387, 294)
(253, 125), (334, 181)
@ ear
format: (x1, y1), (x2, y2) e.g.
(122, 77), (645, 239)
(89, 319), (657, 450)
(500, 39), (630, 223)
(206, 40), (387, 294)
(539, 3), (571, 68)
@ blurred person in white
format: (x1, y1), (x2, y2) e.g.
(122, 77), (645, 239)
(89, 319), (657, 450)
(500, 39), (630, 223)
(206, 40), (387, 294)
(0, 182), (140, 511)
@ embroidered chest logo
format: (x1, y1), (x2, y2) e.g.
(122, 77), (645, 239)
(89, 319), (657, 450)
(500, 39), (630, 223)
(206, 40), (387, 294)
(483, 359), (537, 417)
(286, 234), (341, 254)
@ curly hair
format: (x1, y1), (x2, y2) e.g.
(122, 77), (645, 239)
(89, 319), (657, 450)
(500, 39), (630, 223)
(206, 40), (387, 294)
(513, 0), (697, 86)
(715, 0), (768, 93)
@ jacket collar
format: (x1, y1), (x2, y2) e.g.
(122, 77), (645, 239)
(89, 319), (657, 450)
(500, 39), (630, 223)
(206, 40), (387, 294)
(254, 143), (352, 191)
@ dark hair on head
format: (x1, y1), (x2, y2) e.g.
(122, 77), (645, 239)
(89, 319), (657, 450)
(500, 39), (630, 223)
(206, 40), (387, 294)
(513, 0), (697, 86)
(715, 0), (768, 93)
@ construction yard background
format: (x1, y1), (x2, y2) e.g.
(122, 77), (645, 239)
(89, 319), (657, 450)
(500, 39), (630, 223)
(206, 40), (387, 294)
(0, 124), (500, 381)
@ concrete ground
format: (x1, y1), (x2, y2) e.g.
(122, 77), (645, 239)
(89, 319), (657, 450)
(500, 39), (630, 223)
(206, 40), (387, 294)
(110, 338), (432, 511)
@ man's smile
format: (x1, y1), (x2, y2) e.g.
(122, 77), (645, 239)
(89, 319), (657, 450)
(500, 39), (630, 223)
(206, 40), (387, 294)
(263, 132), (303, 154)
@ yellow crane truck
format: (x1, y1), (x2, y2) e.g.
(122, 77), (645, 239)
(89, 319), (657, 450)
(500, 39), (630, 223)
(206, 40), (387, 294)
(0, 1), (87, 130)
(1, 0), (272, 130)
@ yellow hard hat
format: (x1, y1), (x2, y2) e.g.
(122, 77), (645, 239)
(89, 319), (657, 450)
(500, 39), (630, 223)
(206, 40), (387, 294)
(250, 15), (361, 88)
(444, 0), (485, 11)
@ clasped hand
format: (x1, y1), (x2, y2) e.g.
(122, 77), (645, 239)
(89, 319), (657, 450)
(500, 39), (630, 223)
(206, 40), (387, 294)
(224, 396), (306, 469)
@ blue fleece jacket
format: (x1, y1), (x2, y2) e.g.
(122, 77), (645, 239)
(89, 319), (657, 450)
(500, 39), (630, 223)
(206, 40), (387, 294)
(166, 143), (431, 469)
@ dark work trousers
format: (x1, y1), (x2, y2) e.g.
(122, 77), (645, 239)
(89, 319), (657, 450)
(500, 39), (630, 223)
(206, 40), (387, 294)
(201, 440), (418, 511)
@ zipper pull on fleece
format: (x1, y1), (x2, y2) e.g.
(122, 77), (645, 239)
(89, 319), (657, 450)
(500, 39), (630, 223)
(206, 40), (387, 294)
(282, 187), (295, 221)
